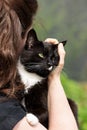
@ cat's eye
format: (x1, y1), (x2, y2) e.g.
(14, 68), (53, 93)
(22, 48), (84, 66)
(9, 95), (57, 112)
(38, 53), (44, 58)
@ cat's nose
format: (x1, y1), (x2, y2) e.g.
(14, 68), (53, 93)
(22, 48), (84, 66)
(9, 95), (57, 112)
(48, 62), (53, 67)
(47, 62), (53, 71)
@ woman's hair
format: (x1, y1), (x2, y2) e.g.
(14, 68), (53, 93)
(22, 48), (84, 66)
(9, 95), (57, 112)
(0, 0), (38, 100)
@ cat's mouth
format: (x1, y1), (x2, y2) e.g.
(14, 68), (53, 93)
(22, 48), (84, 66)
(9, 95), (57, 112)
(48, 66), (53, 71)
(48, 65), (57, 71)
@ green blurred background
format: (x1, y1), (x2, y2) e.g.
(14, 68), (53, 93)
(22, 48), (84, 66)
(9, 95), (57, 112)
(33, 0), (87, 129)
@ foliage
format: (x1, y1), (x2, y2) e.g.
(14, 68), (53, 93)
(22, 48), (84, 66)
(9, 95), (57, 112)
(34, 0), (87, 81)
(61, 73), (87, 130)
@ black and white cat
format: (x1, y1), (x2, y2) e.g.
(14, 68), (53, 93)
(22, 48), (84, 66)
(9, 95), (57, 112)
(18, 29), (78, 128)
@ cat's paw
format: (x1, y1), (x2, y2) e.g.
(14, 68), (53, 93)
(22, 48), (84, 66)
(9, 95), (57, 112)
(26, 113), (39, 126)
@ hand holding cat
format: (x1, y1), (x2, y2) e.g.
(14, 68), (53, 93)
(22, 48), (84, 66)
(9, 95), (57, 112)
(46, 39), (78, 130)
(57, 43), (66, 73)
(45, 38), (66, 77)
(45, 38), (59, 45)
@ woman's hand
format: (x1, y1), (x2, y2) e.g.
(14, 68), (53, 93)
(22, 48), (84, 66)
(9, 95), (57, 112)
(45, 38), (78, 130)
(45, 38), (66, 77)
(45, 38), (59, 45)
(52, 43), (66, 76)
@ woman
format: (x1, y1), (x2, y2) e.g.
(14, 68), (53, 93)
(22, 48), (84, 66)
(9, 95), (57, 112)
(0, 0), (78, 130)
(0, 0), (38, 129)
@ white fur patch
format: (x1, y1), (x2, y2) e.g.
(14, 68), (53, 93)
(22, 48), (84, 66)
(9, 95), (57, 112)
(17, 60), (44, 92)
(26, 113), (39, 126)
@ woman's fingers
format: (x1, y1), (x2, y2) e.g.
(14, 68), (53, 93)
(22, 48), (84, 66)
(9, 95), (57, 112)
(45, 38), (59, 44)
(58, 43), (66, 67)
(44, 38), (66, 75)
(52, 43), (66, 75)
(45, 39), (66, 67)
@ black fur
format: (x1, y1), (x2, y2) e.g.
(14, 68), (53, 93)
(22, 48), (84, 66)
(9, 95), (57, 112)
(20, 29), (78, 128)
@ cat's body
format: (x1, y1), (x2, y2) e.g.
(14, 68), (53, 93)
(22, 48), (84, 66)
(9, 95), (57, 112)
(18, 29), (78, 128)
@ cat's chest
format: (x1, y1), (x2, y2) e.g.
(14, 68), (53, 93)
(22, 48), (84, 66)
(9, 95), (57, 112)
(17, 60), (44, 91)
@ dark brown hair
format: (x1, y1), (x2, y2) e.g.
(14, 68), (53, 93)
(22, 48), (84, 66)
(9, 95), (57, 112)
(0, 0), (38, 100)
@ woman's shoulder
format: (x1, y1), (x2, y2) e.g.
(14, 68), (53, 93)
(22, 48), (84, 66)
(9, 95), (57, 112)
(13, 117), (47, 130)
(0, 94), (26, 130)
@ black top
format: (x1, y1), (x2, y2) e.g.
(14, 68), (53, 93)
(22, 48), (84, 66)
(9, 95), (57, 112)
(0, 94), (26, 130)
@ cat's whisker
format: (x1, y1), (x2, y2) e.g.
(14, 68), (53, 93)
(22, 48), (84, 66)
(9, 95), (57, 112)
(25, 62), (44, 66)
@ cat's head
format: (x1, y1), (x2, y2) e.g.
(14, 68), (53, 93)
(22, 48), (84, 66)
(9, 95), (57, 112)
(20, 29), (66, 77)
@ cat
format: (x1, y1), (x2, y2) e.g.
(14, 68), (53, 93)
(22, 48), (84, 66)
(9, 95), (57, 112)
(18, 29), (78, 128)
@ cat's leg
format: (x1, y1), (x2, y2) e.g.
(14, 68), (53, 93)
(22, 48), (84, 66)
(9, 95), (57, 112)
(26, 107), (48, 128)
(26, 113), (39, 126)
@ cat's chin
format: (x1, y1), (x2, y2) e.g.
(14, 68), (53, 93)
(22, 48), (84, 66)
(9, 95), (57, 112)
(36, 66), (57, 77)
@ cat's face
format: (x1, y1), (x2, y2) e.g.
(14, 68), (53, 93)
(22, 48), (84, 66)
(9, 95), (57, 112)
(20, 29), (66, 77)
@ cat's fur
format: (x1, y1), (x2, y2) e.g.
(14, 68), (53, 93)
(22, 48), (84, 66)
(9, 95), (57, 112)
(18, 29), (78, 128)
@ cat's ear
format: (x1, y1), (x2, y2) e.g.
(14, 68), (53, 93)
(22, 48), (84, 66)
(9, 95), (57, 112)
(26, 29), (38, 48)
(54, 40), (67, 48)
(60, 40), (67, 46)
